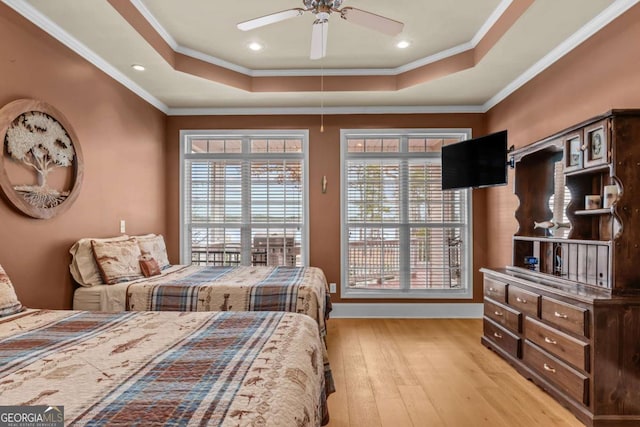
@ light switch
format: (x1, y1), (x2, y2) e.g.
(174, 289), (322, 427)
(329, 283), (336, 293)
(120, 220), (126, 234)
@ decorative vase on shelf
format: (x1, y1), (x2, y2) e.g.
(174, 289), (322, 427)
(534, 219), (570, 236)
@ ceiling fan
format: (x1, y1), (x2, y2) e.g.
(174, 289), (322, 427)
(237, 0), (404, 60)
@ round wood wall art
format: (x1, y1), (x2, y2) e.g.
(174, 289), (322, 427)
(0, 99), (83, 219)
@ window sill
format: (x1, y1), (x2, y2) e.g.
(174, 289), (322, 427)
(341, 287), (473, 299)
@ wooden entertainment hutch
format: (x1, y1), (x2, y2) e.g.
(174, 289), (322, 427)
(481, 110), (640, 427)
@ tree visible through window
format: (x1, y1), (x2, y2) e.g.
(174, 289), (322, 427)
(342, 130), (472, 298)
(181, 131), (308, 267)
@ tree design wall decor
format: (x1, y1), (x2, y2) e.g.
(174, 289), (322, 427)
(0, 99), (83, 219)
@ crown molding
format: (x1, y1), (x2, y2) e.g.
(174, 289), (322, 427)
(166, 105), (486, 116)
(471, 0), (513, 46)
(484, 0), (640, 112)
(175, 45), (255, 76)
(1, 0), (169, 113)
(394, 0), (513, 74)
(130, 0), (177, 49)
(394, 41), (473, 75)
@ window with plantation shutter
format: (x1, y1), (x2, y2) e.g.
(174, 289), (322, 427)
(341, 129), (472, 298)
(181, 130), (308, 267)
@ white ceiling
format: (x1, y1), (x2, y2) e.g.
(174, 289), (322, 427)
(6, 0), (636, 114)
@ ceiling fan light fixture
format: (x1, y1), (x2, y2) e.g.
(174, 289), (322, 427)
(304, 0), (343, 9)
(237, 0), (404, 59)
(396, 40), (410, 49)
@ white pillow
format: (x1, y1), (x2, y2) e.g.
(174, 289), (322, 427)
(69, 235), (130, 287)
(135, 234), (170, 270)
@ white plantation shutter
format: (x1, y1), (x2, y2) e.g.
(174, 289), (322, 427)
(342, 130), (472, 298)
(406, 160), (467, 288)
(186, 159), (244, 265)
(182, 131), (308, 266)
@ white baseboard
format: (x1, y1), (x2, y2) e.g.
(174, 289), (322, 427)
(330, 303), (483, 318)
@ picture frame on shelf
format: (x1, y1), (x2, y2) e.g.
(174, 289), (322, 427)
(563, 131), (582, 173)
(584, 120), (608, 168)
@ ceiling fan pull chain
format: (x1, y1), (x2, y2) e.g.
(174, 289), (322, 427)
(320, 63), (325, 133)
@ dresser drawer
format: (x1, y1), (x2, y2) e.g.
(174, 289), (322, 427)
(523, 341), (589, 405)
(524, 317), (589, 372)
(484, 317), (521, 358)
(484, 277), (507, 303)
(508, 286), (540, 317)
(541, 297), (589, 338)
(484, 298), (522, 333)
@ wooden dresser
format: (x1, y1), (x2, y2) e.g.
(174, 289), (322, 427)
(481, 110), (640, 427)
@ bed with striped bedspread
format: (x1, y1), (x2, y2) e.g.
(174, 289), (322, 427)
(74, 265), (335, 397)
(77, 266), (331, 338)
(0, 309), (329, 426)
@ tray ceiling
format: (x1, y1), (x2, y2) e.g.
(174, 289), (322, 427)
(6, 0), (632, 114)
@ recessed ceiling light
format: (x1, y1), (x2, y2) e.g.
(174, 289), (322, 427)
(396, 40), (410, 49)
(131, 64), (145, 71)
(248, 42), (263, 51)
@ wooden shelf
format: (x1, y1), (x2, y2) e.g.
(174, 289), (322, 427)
(513, 235), (611, 245)
(574, 208), (613, 215)
(564, 163), (611, 177)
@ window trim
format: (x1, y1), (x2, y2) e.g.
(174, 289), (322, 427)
(340, 128), (474, 299)
(179, 129), (310, 266)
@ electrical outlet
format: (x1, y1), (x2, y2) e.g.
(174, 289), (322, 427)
(120, 219), (126, 234)
(329, 283), (336, 293)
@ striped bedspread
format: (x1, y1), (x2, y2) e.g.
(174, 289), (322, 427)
(124, 265), (331, 342)
(0, 309), (329, 426)
(90, 265), (335, 396)
(100, 265), (331, 336)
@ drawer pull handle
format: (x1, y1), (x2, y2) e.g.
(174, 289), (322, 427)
(544, 337), (557, 345)
(516, 297), (527, 304)
(554, 311), (568, 319)
(494, 311), (503, 317)
(543, 363), (556, 373)
(493, 332), (503, 339)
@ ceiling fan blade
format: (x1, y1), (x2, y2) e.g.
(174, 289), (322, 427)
(310, 19), (328, 60)
(340, 7), (404, 36)
(237, 8), (304, 31)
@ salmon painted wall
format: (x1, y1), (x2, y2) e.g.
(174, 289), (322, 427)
(484, 4), (640, 270)
(166, 114), (488, 303)
(0, 5), (166, 309)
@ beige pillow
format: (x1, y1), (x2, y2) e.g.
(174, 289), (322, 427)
(0, 264), (23, 317)
(135, 234), (170, 270)
(91, 238), (144, 285)
(69, 235), (130, 287)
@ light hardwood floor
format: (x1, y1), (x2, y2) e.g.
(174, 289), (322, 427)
(325, 318), (584, 427)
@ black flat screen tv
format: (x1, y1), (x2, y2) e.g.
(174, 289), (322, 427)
(441, 130), (508, 190)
